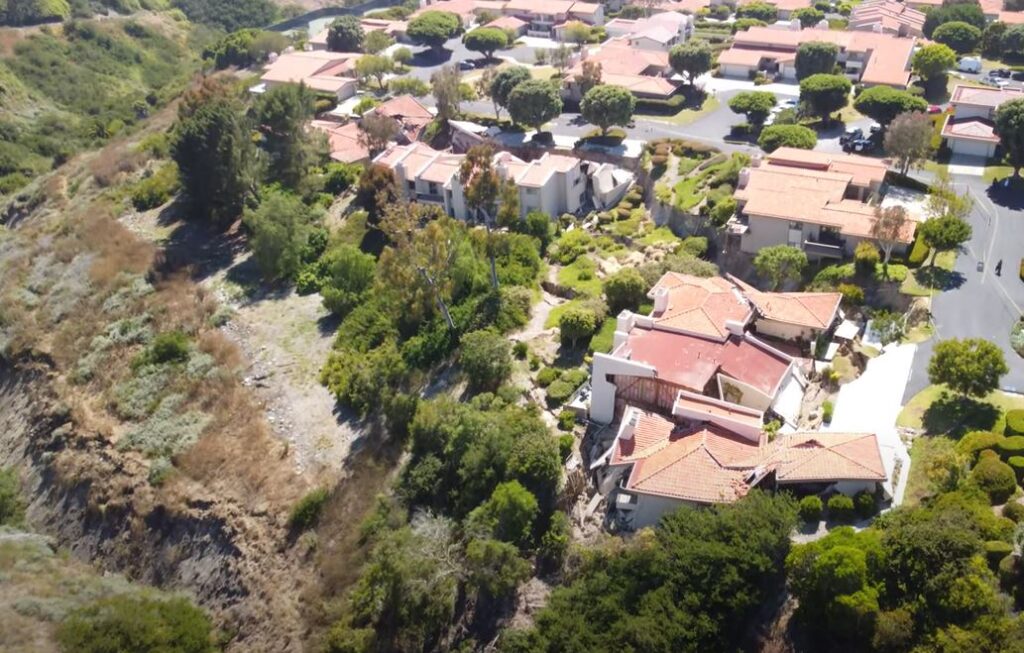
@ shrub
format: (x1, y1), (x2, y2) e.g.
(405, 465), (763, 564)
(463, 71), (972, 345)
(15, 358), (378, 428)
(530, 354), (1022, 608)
(1007, 409), (1024, 435)
(827, 494), (855, 522)
(134, 331), (190, 368)
(999, 436), (1024, 458)
(130, 163), (180, 211)
(985, 540), (1014, 570)
(908, 229), (929, 266)
(289, 487), (330, 530)
(679, 236), (708, 258)
(558, 410), (577, 432)
(512, 341), (528, 359)
(758, 124), (817, 152)
(1010, 457), (1024, 483)
(854, 241), (880, 276)
(837, 283), (865, 306)
(958, 430), (1004, 461)
(822, 400), (834, 423)
(1003, 500), (1024, 522)
(603, 268), (648, 314)
(537, 367), (559, 388)
(57, 595), (213, 653)
(459, 329), (512, 391)
(854, 490), (877, 519)
(971, 450), (1018, 504)
(0, 467), (24, 527)
(799, 495), (823, 523)
(538, 510), (570, 570)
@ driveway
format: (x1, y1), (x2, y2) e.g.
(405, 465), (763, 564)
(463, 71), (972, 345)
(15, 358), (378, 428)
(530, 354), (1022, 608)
(827, 343), (916, 506)
(904, 175), (1024, 401)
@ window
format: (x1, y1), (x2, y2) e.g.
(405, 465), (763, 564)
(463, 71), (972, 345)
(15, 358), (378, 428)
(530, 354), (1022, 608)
(407, 180), (415, 191)
(788, 221), (802, 230)
(428, 182), (439, 195)
(574, 175), (583, 185)
(524, 187), (537, 195)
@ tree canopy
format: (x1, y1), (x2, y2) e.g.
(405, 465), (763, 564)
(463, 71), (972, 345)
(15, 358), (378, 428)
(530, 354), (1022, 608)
(464, 27), (508, 59)
(884, 111), (933, 175)
(252, 82), (322, 190)
(326, 15), (364, 52)
(923, 1), (985, 38)
(799, 73), (851, 122)
(995, 97), (1024, 177)
(171, 0), (277, 32)
(912, 43), (957, 83)
(919, 214), (972, 266)
(728, 90), (777, 126)
(754, 244), (808, 289)
(928, 338), (1008, 397)
(580, 84), (636, 135)
(758, 124), (817, 152)
(668, 40), (713, 86)
(490, 65), (532, 118)
(854, 86), (928, 127)
(932, 20), (983, 54)
(735, 1), (777, 21)
(794, 40), (839, 80)
(407, 10), (461, 54)
(792, 6), (825, 28)
(507, 80), (563, 131)
(57, 595), (214, 653)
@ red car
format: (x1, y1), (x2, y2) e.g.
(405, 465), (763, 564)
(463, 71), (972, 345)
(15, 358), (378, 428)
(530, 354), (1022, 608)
(926, 104), (943, 114)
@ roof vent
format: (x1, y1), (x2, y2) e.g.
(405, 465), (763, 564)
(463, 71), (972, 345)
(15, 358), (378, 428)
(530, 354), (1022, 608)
(725, 319), (746, 336)
(738, 168), (750, 189)
(619, 409), (640, 441)
(653, 287), (669, 314)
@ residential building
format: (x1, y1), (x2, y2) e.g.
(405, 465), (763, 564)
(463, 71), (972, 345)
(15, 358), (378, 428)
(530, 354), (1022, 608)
(310, 95), (433, 164)
(728, 148), (916, 259)
(374, 142), (634, 220)
(502, 0), (604, 36)
(589, 272), (843, 425)
(563, 39), (678, 100)
(592, 399), (888, 528)
(717, 25), (917, 88)
(413, 0), (509, 27)
(310, 120), (370, 164)
(604, 11), (693, 51)
(848, 0), (925, 37)
(256, 50), (361, 100)
(484, 15), (529, 36)
(309, 18), (410, 50)
(941, 84), (1023, 158)
(368, 94), (434, 143)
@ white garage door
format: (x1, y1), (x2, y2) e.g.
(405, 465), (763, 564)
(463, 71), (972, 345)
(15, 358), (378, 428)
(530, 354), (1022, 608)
(950, 138), (994, 158)
(720, 64), (753, 79)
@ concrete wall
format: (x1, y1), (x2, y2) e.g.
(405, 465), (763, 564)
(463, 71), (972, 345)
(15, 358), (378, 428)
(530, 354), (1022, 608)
(629, 493), (697, 528)
(947, 137), (996, 157)
(740, 213), (794, 254)
(755, 318), (816, 342)
(717, 373), (774, 412)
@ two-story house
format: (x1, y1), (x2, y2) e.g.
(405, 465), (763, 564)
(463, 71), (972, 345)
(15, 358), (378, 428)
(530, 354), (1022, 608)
(603, 11), (692, 52)
(562, 39), (678, 101)
(942, 84), (1023, 158)
(256, 50), (361, 100)
(729, 148), (916, 260)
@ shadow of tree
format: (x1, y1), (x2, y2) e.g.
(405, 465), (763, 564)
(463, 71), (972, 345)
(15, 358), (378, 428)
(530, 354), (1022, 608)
(913, 266), (966, 291)
(922, 390), (1001, 437)
(986, 176), (1024, 211)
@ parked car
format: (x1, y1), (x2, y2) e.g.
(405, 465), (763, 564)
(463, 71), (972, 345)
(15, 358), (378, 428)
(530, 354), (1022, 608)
(958, 57), (982, 73)
(781, 98), (799, 108)
(927, 104), (943, 114)
(868, 123), (882, 136)
(1013, 71), (1024, 81)
(992, 68), (1012, 78)
(840, 127), (863, 145)
(844, 138), (876, 153)
(458, 60), (476, 70)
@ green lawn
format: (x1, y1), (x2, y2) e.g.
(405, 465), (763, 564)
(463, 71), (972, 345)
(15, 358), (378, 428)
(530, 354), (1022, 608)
(904, 436), (958, 507)
(639, 96), (720, 126)
(983, 165), (1015, 183)
(900, 250), (957, 297)
(638, 226), (680, 247)
(589, 318), (617, 354)
(673, 177), (704, 211)
(677, 156), (701, 176)
(557, 257), (602, 298)
(898, 385), (1024, 436)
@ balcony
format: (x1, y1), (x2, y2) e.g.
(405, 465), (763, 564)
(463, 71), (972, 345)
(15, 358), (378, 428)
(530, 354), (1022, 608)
(415, 192), (444, 204)
(803, 238), (844, 259)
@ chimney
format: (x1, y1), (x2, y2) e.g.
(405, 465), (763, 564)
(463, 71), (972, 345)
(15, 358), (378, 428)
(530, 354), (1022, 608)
(751, 153), (763, 167)
(616, 309), (636, 334)
(652, 287), (669, 314)
(725, 319), (746, 336)
(619, 408), (640, 441)
(738, 168), (750, 190)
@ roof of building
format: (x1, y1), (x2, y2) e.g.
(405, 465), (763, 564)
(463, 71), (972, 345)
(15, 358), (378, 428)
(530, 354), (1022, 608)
(848, 0), (925, 34)
(618, 326), (793, 396)
(662, 0), (710, 12)
(310, 120), (370, 163)
(740, 0), (812, 11)
(1000, 10), (1024, 23)
(769, 432), (887, 482)
(375, 141), (464, 185)
(950, 84), (1024, 109)
(514, 152), (579, 186)
(730, 275), (841, 329)
(716, 47), (771, 66)
(371, 94), (434, 141)
(941, 116), (1000, 143)
(504, 0), (576, 14)
(673, 392), (765, 430)
(485, 15), (528, 29)
(261, 51), (360, 93)
(648, 273), (752, 339)
(611, 409), (886, 503)
(569, 1), (603, 14)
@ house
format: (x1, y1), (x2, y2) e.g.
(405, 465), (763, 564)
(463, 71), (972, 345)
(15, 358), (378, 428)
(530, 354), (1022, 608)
(562, 39), (678, 100)
(309, 18), (410, 50)
(604, 11), (693, 51)
(589, 272), (843, 425)
(374, 142), (634, 220)
(310, 120), (370, 164)
(593, 400), (888, 528)
(728, 148), (917, 259)
(737, 0), (812, 20)
(368, 94), (434, 143)
(256, 50), (361, 100)
(941, 84), (1023, 158)
(717, 25), (917, 88)
(567, 1), (605, 26)
(848, 0), (925, 37)
(484, 15), (529, 36)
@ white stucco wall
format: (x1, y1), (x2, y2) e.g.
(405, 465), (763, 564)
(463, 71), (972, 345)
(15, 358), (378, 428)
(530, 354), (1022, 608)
(719, 63), (755, 79)
(740, 214), (795, 254)
(717, 373), (774, 412)
(628, 492), (695, 529)
(755, 318), (816, 342)
(590, 352), (657, 424)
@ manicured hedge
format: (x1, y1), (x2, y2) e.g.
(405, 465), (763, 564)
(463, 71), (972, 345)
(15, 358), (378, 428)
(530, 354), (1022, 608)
(799, 495), (823, 523)
(1004, 500), (1024, 522)
(907, 229), (929, 266)
(1009, 456), (1024, 483)
(827, 494), (855, 522)
(998, 435), (1024, 458)
(958, 430), (1004, 461)
(634, 94), (688, 114)
(1006, 409), (1024, 435)
(971, 450), (1018, 504)
(985, 540), (1014, 570)
(854, 490), (877, 519)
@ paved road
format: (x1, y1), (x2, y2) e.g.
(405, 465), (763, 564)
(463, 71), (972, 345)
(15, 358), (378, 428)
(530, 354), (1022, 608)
(903, 174), (1024, 401)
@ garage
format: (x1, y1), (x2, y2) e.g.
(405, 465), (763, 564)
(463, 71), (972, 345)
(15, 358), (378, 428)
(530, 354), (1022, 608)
(946, 136), (996, 158)
(719, 63), (756, 79)
(941, 115), (1000, 158)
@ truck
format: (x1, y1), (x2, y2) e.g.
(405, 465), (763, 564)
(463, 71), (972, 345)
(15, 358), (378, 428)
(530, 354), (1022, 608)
(958, 57), (982, 73)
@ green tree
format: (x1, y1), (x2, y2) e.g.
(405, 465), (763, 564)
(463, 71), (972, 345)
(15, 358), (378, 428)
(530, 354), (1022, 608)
(669, 40), (713, 87)
(57, 595), (214, 653)
(758, 124), (817, 152)
(919, 215), (971, 266)
(205, 28), (288, 69)
(243, 190), (318, 281)
(580, 84), (636, 135)
(559, 306), (598, 349)
(563, 20), (592, 48)
(854, 86), (929, 127)
(407, 10), (461, 57)
(792, 6), (825, 28)
(459, 329), (512, 391)
(884, 111), (933, 175)
(171, 0), (277, 32)
(970, 450), (1018, 503)
(795, 41), (839, 80)
(431, 64), (463, 121)
(871, 204), (911, 272)
(507, 79), (563, 132)
(355, 54), (394, 90)
(4, 0), (70, 25)
(912, 43), (957, 90)
(356, 163), (400, 224)
(1004, 24), (1024, 58)
(574, 59), (603, 98)
(390, 75), (430, 97)
(603, 268), (648, 314)
(732, 17), (767, 32)
(923, 2), (985, 38)
(982, 21), (1008, 57)
(466, 538), (532, 598)
(736, 1), (777, 21)
(995, 97), (1024, 177)
(754, 244), (808, 290)
(932, 20), (983, 54)
(490, 65), (531, 119)
(364, 29), (394, 54)
(468, 480), (539, 548)
(464, 26), (508, 59)
(253, 82), (322, 190)
(928, 338), (1008, 397)
(799, 73), (851, 123)
(320, 244), (376, 316)
(728, 90), (777, 127)
(326, 15), (364, 52)
(171, 80), (254, 226)
(0, 467), (23, 526)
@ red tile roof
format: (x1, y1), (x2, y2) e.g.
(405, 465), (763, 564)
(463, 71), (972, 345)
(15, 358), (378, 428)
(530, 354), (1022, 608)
(311, 120), (370, 163)
(769, 432), (887, 482)
(648, 273), (751, 339)
(941, 116), (999, 143)
(950, 84), (1024, 109)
